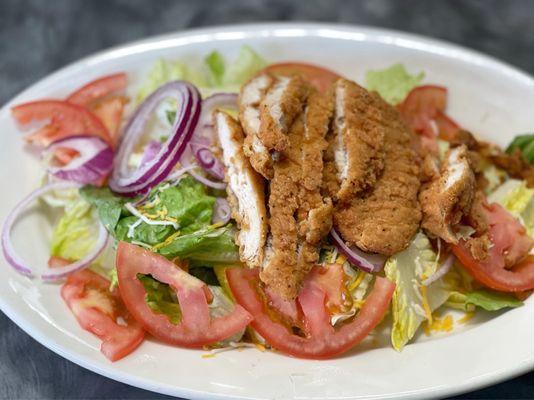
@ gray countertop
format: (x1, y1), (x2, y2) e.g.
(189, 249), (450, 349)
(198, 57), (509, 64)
(2, 0), (534, 398)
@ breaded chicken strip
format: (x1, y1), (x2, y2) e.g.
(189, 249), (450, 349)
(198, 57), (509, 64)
(238, 74), (275, 179)
(419, 145), (476, 243)
(333, 91), (421, 256)
(259, 75), (309, 152)
(261, 91), (334, 299)
(215, 111), (268, 269)
(330, 79), (385, 202)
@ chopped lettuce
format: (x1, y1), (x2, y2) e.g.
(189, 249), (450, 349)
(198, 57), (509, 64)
(115, 217), (174, 246)
(157, 225), (239, 264)
(446, 290), (523, 312)
(189, 266), (220, 286)
(384, 232), (450, 351)
(138, 274), (182, 324)
(506, 133), (534, 164)
(487, 179), (534, 235)
(80, 186), (127, 234)
(365, 63), (424, 105)
(50, 199), (98, 261)
(136, 58), (207, 102)
(214, 45), (267, 86)
(205, 51), (226, 86)
(481, 163), (507, 195)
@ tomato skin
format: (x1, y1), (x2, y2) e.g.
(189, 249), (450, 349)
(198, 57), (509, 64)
(12, 100), (111, 147)
(259, 62), (341, 92)
(61, 269), (144, 361)
(452, 203), (534, 292)
(227, 266), (395, 359)
(398, 85), (461, 149)
(66, 73), (127, 108)
(90, 96), (127, 146)
(116, 242), (252, 347)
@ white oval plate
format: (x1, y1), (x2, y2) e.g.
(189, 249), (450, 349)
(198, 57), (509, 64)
(1, 23), (534, 400)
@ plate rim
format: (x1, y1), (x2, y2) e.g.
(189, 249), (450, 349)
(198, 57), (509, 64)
(1, 21), (533, 399)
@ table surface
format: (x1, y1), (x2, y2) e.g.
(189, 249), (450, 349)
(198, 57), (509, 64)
(2, 0), (534, 398)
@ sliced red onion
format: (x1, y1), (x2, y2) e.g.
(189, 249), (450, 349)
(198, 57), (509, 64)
(181, 156), (226, 190)
(329, 229), (386, 273)
(190, 137), (225, 180)
(213, 198), (231, 225)
(139, 140), (162, 167)
(1, 182), (109, 280)
(166, 164), (199, 182)
(422, 254), (455, 286)
(110, 81), (201, 195)
(44, 136), (113, 184)
(199, 93), (238, 126)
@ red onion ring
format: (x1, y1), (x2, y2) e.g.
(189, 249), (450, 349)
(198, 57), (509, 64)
(110, 81), (201, 195)
(329, 229), (386, 273)
(139, 140), (162, 167)
(190, 137), (225, 180)
(199, 93), (238, 127)
(212, 198), (231, 225)
(181, 156), (227, 190)
(44, 136), (113, 184)
(422, 254), (455, 286)
(1, 182), (109, 280)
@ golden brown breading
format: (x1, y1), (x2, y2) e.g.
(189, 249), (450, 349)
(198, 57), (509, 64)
(419, 145), (476, 244)
(333, 91), (421, 256)
(260, 116), (303, 299)
(330, 79), (385, 203)
(238, 74), (275, 179)
(260, 90), (334, 299)
(215, 111), (268, 269)
(466, 190), (489, 236)
(258, 75), (309, 152)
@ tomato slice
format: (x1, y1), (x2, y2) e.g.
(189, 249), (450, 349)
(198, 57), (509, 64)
(90, 96), (127, 146)
(398, 85), (461, 149)
(66, 73), (127, 108)
(12, 100), (111, 147)
(116, 242), (252, 347)
(61, 269), (145, 361)
(227, 265), (395, 359)
(259, 62), (341, 92)
(452, 202), (534, 292)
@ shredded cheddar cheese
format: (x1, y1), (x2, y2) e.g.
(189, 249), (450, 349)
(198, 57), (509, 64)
(458, 312), (475, 324)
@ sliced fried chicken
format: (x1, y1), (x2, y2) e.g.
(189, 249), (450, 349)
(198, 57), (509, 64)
(261, 90), (334, 300)
(258, 75), (309, 152)
(332, 90), (421, 256)
(329, 79), (386, 202)
(419, 145), (476, 243)
(238, 74), (275, 179)
(215, 111), (268, 269)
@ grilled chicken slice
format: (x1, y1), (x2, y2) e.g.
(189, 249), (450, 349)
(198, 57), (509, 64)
(419, 145), (476, 243)
(258, 75), (309, 152)
(215, 111), (268, 269)
(329, 79), (386, 203)
(238, 74), (275, 179)
(332, 89), (421, 256)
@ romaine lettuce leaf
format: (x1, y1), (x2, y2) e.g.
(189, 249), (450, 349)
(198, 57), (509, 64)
(157, 225), (239, 263)
(217, 45), (267, 86)
(80, 186), (127, 234)
(384, 232), (449, 351)
(136, 58), (207, 102)
(446, 289), (523, 311)
(50, 199), (98, 261)
(365, 63), (424, 105)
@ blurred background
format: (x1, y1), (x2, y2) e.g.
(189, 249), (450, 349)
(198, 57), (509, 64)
(2, 0), (534, 398)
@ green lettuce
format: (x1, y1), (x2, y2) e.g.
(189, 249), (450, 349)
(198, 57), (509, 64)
(487, 179), (534, 235)
(365, 63), (424, 105)
(136, 58), (207, 102)
(207, 45), (267, 87)
(80, 186), (127, 234)
(138, 274), (182, 324)
(384, 232), (450, 351)
(506, 133), (534, 164)
(157, 225), (239, 264)
(50, 199), (98, 261)
(446, 289), (523, 312)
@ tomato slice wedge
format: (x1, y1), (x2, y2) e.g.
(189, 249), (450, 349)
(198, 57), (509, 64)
(12, 100), (111, 147)
(61, 269), (144, 361)
(66, 73), (127, 108)
(116, 242), (253, 347)
(227, 266), (395, 359)
(90, 96), (127, 146)
(398, 85), (461, 148)
(452, 202), (534, 292)
(259, 62), (341, 92)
